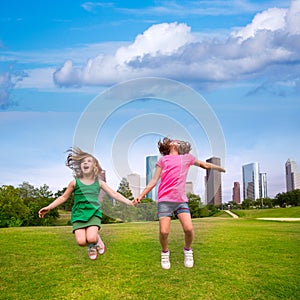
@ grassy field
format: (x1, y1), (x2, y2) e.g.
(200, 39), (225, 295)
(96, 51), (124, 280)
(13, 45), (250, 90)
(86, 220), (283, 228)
(0, 209), (299, 300)
(231, 206), (300, 219)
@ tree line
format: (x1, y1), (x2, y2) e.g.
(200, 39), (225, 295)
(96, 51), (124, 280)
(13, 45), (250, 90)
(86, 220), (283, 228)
(224, 189), (300, 210)
(0, 179), (299, 228)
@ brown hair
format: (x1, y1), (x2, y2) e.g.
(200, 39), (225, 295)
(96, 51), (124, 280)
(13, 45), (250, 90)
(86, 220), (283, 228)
(158, 137), (192, 156)
(66, 147), (102, 179)
(177, 141), (192, 154)
(158, 137), (172, 155)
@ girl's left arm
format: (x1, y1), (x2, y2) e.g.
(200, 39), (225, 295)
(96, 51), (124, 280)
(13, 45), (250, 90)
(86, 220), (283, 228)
(99, 180), (134, 206)
(194, 159), (226, 173)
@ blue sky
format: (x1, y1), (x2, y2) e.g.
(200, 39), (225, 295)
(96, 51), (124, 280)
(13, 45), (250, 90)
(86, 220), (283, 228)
(1, 0), (299, 201)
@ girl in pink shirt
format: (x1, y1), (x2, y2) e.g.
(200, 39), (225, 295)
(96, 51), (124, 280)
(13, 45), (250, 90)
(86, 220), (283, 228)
(136, 137), (225, 269)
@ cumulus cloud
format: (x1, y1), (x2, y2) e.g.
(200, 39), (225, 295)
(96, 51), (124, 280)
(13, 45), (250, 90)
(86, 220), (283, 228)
(231, 7), (287, 41)
(53, 1), (300, 92)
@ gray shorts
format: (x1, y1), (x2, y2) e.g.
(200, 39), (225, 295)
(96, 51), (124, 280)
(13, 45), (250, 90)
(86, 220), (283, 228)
(157, 201), (190, 219)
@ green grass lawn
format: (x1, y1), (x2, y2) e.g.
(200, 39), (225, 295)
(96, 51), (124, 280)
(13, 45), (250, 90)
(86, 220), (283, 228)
(0, 214), (299, 299)
(232, 206), (300, 219)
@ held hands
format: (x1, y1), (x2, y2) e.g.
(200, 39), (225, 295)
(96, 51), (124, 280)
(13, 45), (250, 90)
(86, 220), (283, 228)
(130, 199), (138, 206)
(133, 196), (143, 205)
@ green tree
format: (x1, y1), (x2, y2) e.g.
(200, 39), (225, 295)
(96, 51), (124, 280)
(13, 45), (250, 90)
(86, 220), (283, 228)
(0, 185), (30, 227)
(17, 182), (58, 226)
(255, 197), (273, 208)
(274, 189), (300, 207)
(136, 198), (157, 221)
(187, 193), (202, 218)
(26, 184), (57, 226)
(18, 182), (36, 203)
(117, 178), (134, 200)
(114, 178), (135, 222)
(199, 206), (209, 217)
(206, 204), (219, 216)
(55, 187), (73, 211)
(241, 199), (255, 209)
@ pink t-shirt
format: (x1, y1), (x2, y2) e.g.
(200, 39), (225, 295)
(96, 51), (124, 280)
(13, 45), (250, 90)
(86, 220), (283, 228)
(156, 153), (196, 202)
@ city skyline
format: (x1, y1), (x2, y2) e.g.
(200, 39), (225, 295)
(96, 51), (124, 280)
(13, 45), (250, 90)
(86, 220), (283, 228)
(122, 156), (299, 203)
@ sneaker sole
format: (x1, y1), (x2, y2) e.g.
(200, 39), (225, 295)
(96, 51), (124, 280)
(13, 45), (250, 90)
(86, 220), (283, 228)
(98, 245), (106, 255)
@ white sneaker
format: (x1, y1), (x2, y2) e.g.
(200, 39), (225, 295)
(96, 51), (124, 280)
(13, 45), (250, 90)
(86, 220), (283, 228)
(96, 237), (106, 255)
(161, 251), (171, 270)
(88, 245), (98, 260)
(184, 249), (194, 268)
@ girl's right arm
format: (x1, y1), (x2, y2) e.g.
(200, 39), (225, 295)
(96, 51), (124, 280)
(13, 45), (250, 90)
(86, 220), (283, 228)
(38, 180), (75, 218)
(136, 166), (162, 203)
(99, 180), (135, 206)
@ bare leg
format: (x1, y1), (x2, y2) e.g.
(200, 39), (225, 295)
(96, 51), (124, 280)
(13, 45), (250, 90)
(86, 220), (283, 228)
(177, 213), (194, 249)
(85, 226), (99, 245)
(74, 228), (88, 246)
(159, 217), (171, 251)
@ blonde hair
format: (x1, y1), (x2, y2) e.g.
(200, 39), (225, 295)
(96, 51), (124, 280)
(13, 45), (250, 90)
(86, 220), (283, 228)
(66, 147), (102, 179)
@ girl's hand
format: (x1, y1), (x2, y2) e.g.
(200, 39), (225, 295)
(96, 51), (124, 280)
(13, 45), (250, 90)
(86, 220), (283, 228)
(38, 207), (50, 218)
(132, 199), (139, 206)
(136, 196), (143, 204)
(131, 199), (138, 206)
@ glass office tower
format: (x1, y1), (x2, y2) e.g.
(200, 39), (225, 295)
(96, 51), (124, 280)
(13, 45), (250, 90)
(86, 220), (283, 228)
(259, 173), (268, 198)
(242, 162), (260, 200)
(146, 155), (159, 200)
(285, 159), (300, 192)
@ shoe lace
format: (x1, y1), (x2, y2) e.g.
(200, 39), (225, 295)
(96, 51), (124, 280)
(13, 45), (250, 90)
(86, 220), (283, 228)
(89, 245), (96, 253)
(161, 253), (170, 263)
(184, 251), (193, 261)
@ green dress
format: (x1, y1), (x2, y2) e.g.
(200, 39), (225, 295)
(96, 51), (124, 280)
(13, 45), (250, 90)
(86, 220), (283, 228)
(71, 178), (102, 230)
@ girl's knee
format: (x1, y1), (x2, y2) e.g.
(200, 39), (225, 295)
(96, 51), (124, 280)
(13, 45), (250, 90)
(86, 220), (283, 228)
(86, 236), (98, 245)
(160, 230), (169, 238)
(76, 239), (87, 247)
(184, 226), (194, 235)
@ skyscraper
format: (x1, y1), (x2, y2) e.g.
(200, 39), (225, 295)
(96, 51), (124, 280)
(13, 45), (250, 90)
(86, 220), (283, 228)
(232, 182), (240, 204)
(242, 162), (260, 200)
(259, 173), (268, 198)
(205, 157), (222, 205)
(285, 159), (300, 192)
(127, 173), (140, 199)
(146, 155), (159, 200)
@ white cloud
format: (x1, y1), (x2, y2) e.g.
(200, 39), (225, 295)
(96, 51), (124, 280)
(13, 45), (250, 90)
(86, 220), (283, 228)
(115, 22), (193, 63)
(231, 7), (287, 41)
(53, 2), (300, 92)
(286, 0), (300, 34)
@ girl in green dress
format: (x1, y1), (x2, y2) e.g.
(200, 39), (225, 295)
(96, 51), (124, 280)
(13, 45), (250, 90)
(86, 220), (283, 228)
(38, 147), (135, 260)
